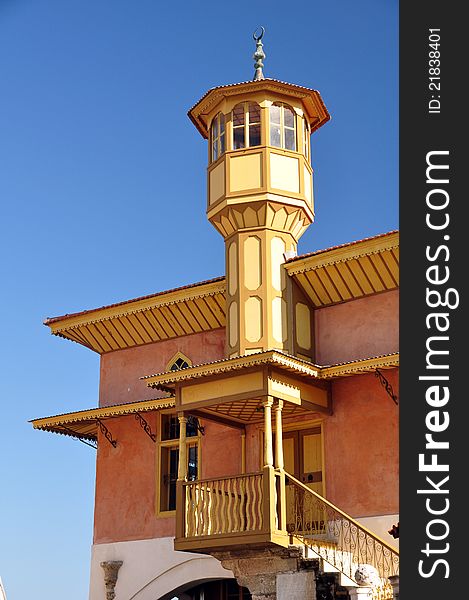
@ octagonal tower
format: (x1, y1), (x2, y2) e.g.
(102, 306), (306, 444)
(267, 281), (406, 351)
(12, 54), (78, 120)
(188, 33), (330, 358)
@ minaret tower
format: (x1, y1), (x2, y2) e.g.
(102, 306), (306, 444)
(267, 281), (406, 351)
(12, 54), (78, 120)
(188, 30), (330, 358)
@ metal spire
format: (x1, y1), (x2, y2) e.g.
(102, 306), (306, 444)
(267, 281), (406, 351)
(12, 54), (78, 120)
(252, 27), (266, 81)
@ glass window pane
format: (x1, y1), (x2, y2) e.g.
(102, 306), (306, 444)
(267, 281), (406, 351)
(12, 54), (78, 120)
(284, 105), (295, 128)
(232, 103), (245, 127)
(212, 117), (218, 139)
(212, 141), (218, 161)
(285, 127), (296, 151)
(249, 124), (261, 147)
(270, 125), (281, 147)
(188, 444), (198, 481)
(233, 126), (245, 149)
(270, 104), (281, 124)
(248, 102), (261, 124)
(160, 446), (178, 511)
(219, 112), (225, 133)
(220, 131), (225, 154)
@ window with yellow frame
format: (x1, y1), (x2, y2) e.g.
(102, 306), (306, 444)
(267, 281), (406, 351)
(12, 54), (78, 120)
(156, 413), (200, 515)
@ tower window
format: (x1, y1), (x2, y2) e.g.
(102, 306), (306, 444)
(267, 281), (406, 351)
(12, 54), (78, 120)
(211, 112), (225, 162)
(269, 103), (296, 151)
(232, 102), (261, 150)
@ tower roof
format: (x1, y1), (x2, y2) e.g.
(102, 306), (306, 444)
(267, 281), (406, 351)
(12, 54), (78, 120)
(188, 78), (330, 139)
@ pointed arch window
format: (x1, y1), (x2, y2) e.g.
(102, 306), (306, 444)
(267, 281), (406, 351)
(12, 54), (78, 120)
(269, 103), (296, 151)
(166, 351), (192, 372)
(232, 102), (261, 150)
(211, 112), (226, 162)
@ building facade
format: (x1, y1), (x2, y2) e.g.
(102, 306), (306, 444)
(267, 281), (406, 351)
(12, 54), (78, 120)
(32, 37), (399, 600)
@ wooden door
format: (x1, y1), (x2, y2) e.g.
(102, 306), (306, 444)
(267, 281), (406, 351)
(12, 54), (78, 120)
(283, 426), (324, 533)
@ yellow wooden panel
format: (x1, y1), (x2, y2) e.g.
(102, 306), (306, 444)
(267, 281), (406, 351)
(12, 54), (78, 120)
(244, 236), (262, 290)
(245, 296), (262, 342)
(283, 437), (295, 473)
(295, 302), (311, 350)
(185, 299), (210, 330)
(271, 236), (286, 292)
(181, 371), (264, 405)
(229, 301), (238, 348)
(209, 161), (225, 204)
(110, 317), (139, 345)
(296, 272), (322, 307)
(127, 313), (153, 344)
(271, 206), (289, 231)
(381, 249), (399, 285)
(203, 295), (225, 326)
(243, 206), (259, 227)
(334, 261), (363, 297)
(346, 259), (374, 295)
(323, 264), (352, 301)
(369, 253), (396, 289)
(359, 255), (385, 292)
(304, 270), (332, 305)
(304, 164), (312, 205)
(195, 298), (219, 329)
(303, 433), (322, 473)
(175, 302), (203, 333)
(314, 267), (342, 303)
(228, 241), (238, 296)
(230, 153), (262, 192)
(270, 153), (299, 193)
(272, 297), (287, 344)
(170, 304), (194, 335)
(159, 305), (186, 337)
(146, 309), (170, 339)
(89, 322), (114, 352)
(269, 379), (301, 404)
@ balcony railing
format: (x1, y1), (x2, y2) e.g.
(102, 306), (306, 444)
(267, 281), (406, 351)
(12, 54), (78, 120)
(175, 468), (399, 599)
(175, 466), (288, 551)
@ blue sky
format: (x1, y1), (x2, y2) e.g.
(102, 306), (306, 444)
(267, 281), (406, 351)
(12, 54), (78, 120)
(0, 1), (397, 598)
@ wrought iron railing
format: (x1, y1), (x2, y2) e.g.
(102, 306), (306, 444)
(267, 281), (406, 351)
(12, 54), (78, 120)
(285, 473), (399, 598)
(183, 472), (264, 537)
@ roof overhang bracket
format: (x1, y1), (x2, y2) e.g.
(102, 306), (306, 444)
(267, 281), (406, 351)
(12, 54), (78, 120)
(135, 412), (157, 442)
(60, 425), (98, 449)
(375, 369), (399, 406)
(96, 418), (117, 447)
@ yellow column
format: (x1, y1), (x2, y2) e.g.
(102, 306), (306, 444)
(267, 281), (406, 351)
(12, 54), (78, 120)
(263, 396), (274, 468)
(274, 400), (284, 470)
(241, 430), (246, 474)
(177, 413), (187, 481)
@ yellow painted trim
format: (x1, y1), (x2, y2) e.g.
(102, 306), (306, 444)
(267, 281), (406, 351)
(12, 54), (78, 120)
(285, 232), (400, 276)
(47, 279), (226, 334)
(31, 397), (176, 430)
(142, 350), (399, 388)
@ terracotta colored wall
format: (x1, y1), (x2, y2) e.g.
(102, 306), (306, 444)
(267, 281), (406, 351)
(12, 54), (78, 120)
(99, 328), (225, 407)
(323, 370), (399, 517)
(314, 290), (399, 365)
(94, 413), (173, 543)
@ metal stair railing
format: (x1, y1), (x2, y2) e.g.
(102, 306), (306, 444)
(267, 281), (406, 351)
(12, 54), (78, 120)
(285, 472), (399, 596)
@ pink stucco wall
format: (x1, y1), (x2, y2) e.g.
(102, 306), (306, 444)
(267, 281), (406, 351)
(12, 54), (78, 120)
(314, 290), (399, 365)
(99, 328), (225, 407)
(323, 369), (399, 517)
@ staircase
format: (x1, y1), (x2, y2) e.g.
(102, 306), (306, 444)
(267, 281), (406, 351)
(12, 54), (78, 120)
(285, 473), (399, 599)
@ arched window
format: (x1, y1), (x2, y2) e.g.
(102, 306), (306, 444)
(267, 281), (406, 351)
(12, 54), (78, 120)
(166, 351), (192, 372)
(211, 112), (225, 162)
(232, 102), (261, 150)
(269, 103), (296, 151)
